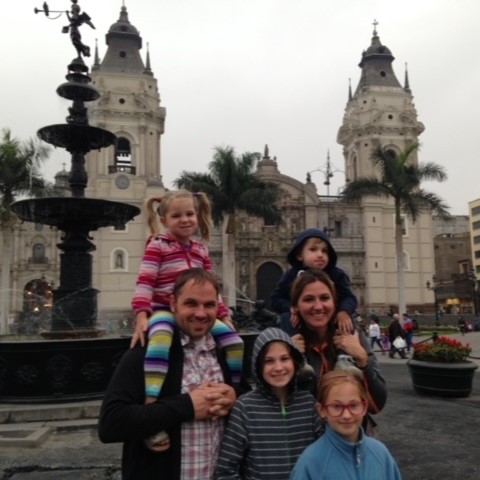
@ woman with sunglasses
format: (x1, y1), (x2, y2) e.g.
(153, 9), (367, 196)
(291, 370), (402, 479)
(289, 269), (387, 426)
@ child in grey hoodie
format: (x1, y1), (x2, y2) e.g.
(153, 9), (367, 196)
(215, 328), (322, 480)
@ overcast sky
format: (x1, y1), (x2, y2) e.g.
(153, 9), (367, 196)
(2, 0), (479, 215)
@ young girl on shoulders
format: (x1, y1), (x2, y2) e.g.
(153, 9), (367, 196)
(131, 189), (244, 450)
(215, 327), (322, 480)
(291, 370), (402, 480)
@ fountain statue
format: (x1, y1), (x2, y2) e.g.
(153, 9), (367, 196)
(0, 2), (140, 402)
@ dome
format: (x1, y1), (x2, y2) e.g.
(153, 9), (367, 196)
(54, 167), (69, 189)
(107, 6), (140, 36)
(105, 5), (142, 50)
(363, 34), (392, 57)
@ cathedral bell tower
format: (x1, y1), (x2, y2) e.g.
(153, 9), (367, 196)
(337, 22), (433, 310)
(84, 5), (166, 320)
(87, 5), (165, 188)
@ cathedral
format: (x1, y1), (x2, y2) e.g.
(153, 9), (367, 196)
(2, 6), (435, 332)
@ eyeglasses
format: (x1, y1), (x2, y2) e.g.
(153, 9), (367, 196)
(323, 401), (367, 417)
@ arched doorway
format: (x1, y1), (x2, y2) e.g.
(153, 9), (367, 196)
(256, 262), (283, 309)
(22, 277), (54, 334)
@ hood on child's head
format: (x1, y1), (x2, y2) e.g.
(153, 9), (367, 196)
(251, 327), (305, 390)
(287, 228), (337, 270)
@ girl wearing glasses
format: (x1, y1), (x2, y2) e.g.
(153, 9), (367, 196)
(289, 269), (387, 433)
(291, 370), (402, 479)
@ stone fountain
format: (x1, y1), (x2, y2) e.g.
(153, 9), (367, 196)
(0, 2), (140, 403)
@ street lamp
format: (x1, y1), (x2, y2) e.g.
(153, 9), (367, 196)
(426, 277), (440, 336)
(308, 151), (345, 235)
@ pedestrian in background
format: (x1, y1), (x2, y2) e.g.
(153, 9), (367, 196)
(388, 314), (406, 359)
(402, 313), (414, 354)
(368, 317), (383, 352)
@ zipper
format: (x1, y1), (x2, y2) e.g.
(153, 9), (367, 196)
(281, 402), (291, 469)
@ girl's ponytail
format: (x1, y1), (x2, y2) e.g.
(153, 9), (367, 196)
(145, 196), (162, 236)
(194, 192), (213, 243)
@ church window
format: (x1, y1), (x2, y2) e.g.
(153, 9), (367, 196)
(264, 216), (275, 227)
(333, 221), (342, 237)
(119, 51), (126, 58)
(119, 98), (125, 104)
(111, 249), (128, 271)
(115, 252), (124, 269)
(380, 70), (386, 77)
(32, 243), (46, 264)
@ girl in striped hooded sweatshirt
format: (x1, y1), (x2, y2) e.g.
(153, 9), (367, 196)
(131, 189), (243, 450)
(215, 327), (322, 480)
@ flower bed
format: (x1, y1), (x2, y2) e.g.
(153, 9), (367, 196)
(412, 336), (471, 363)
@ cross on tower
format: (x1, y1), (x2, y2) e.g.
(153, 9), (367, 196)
(372, 19), (379, 35)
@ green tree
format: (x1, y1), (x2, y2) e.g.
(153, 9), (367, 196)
(0, 129), (54, 333)
(341, 143), (450, 316)
(175, 145), (281, 307)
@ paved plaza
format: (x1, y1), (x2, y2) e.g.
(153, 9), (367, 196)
(1, 332), (480, 479)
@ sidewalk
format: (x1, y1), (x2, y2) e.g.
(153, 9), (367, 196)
(1, 332), (479, 479)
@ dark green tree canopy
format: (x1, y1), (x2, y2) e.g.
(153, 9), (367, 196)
(342, 143), (450, 222)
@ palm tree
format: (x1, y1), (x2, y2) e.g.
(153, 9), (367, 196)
(341, 143), (450, 316)
(175, 145), (281, 307)
(0, 129), (54, 333)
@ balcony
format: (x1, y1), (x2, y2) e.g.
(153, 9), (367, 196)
(108, 165), (136, 175)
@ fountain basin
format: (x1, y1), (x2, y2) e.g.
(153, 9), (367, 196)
(38, 124), (116, 152)
(11, 197), (139, 230)
(0, 336), (131, 403)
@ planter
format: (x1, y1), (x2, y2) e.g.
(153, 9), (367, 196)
(407, 358), (478, 398)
